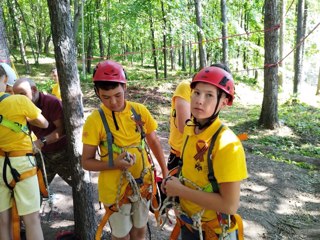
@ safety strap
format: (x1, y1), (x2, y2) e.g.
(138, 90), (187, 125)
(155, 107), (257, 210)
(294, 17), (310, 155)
(206, 125), (224, 193)
(95, 182), (153, 240)
(98, 107), (145, 167)
(0, 93), (29, 134)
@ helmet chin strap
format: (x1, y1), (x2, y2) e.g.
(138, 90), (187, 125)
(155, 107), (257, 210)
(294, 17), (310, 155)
(193, 90), (222, 130)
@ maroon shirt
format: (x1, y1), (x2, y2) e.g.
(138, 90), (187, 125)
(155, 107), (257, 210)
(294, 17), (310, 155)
(30, 92), (67, 153)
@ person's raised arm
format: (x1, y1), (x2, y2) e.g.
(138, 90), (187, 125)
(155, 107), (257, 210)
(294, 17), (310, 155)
(175, 97), (190, 134)
(145, 131), (168, 178)
(27, 114), (48, 129)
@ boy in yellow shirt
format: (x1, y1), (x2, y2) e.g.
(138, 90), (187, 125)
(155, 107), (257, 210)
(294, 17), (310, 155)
(164, 64), (248, 240)
(0, 65), (48, 240)
(50, 68), (61, 100)
(81, 60), (168, 240)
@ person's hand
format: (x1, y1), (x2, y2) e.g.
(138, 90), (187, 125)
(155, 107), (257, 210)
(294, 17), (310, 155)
(162, 176), (182, 197)
(33, 139), (43, 152)
(114, 152), (136, 171)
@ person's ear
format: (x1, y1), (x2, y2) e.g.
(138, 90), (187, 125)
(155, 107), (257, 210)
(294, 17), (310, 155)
(1, 75), (8, 84)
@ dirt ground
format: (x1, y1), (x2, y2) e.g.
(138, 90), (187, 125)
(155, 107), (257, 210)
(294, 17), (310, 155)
(40, 83), (320, 240)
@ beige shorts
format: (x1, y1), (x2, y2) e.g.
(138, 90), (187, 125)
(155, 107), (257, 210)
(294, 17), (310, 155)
(0, 155), (41, 215)
(108, 200), (150, 238)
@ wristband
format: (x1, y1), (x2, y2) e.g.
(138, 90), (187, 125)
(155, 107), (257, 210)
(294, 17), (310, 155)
(40, 137), (47, 146)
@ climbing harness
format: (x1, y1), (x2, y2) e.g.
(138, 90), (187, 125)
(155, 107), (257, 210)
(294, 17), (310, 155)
(0, 93), (51, 240)
(95, 107), (162, 240)
(160, 125), (244, 240)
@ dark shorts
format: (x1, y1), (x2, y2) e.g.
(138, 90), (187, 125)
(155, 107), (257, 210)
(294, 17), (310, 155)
(36, 149), (72, 186)
(167, 152), (182, 171)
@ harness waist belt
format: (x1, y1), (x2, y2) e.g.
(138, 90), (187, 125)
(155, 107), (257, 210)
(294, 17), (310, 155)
(0, 150), (34, 157)
(170, 148), (181, 157)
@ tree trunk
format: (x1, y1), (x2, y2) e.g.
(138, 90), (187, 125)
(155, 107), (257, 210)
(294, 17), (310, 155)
(170, 33), (176, 71)
(73, 0), (82, 40)
(221, 0), (228, 65)
(148, 10), (159, 79)
(0, 6), (10, 63)
(316, 66), (320, 95)
(8, 0), (30, 73)
(194, 0), (206, 69)
(182, 38), (186, 71)
(46, 1), (97, 239)
(97, 0), (105, 59)
(15, 0), (38, 65)
(259, 0), (280, 129)
(161, 0), (167, 79)
(44, 34), (51, 55)
(189, 41), (193, 74)
(279, 0), (286, 88)
(293, 0), (305, 94)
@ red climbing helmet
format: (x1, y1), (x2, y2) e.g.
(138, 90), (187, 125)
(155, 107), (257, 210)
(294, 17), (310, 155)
(93, 60), (127, 83)
(191, 66), (235, 105)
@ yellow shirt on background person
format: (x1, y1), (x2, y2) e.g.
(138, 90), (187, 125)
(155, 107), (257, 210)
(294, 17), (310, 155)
(168, 80), (191, 152)
(82, 101), (158, 205)
(179, 117), (248, 221)
(0, 93), (41, 152)
(51, 83), (61, 100)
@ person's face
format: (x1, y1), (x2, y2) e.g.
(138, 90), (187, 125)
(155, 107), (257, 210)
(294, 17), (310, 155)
(13, 81), (35, 102)
(51, 70), (58, 82)
(191, 82), (228, 123)
(97, 84), (126, 112)
(5, 85), (14, 95)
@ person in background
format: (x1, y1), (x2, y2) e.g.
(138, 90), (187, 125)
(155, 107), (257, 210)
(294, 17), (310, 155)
(0, 62), (17, 95)
(164, 64), (248, 240)
(0, 65), (48, 240)
(50, 68), (61, 100)
(167, 80), (191, 171)
(81, 60), (168, 240)
(13, 78), (72, 186)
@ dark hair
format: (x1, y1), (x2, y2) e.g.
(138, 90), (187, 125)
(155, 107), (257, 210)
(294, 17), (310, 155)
(94, 81), (124, 91)
(0, 65), (6, 78)
(210, 63), (231, 73)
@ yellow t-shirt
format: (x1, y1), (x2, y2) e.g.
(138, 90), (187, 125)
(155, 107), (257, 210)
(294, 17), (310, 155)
(82, 101), (158, 204)
(168, 80), (191, 152)
(51, 83), (61, 100)
(0, 93), (41, 152)
(179, 117), (248, 221)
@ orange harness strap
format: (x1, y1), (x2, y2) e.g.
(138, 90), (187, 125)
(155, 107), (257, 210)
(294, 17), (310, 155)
(95, 183), (155, 240)
(170, 214), (244, 240)
(0, 150), (33, 157)
(9, 167), (38, 240)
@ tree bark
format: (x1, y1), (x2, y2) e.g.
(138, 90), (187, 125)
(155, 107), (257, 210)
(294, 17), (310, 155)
(221, 0), (228, 65)
(316, 66), (320, 95)
(148, 9), (159, 79)
(0, 6), (10, 63)
(46, 1), (97, 239)
(182, 38), (186, 71)
(161, 0), (167, 79)
(259, 0), (280, 129)
(194, 0), (206, 69)
(279, 0), (286, 88)
(293, 0), (305, 94)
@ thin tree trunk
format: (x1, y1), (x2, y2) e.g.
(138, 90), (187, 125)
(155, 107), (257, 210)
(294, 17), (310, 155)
(221, 0), (228, 65)
(0, 6), (10, 63)
(15, 0), (38, 65)
(189, 41), (193, 74)
(293, 0), (305, 94)
(194, 0), (206, 69)
(182, 38), (186, 71)
(148, 11), (159, 79)
(46, 2), (97, 239)
(8, 0), (30, 73)
(161, 0), (167, 79)
(316, 66), (320, 95)
(279, 0), (286, 88)
(259, 0), (280, 129)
